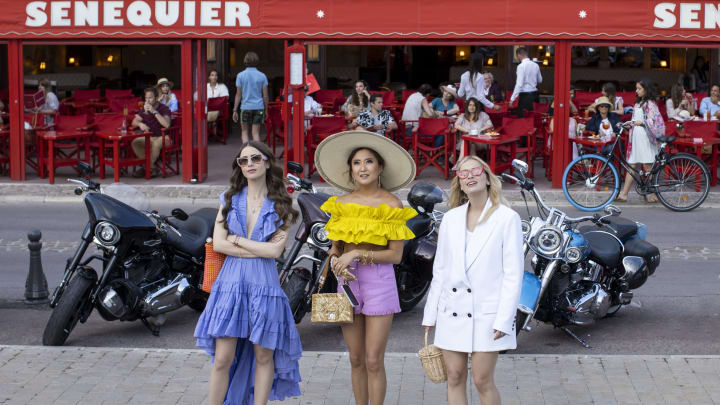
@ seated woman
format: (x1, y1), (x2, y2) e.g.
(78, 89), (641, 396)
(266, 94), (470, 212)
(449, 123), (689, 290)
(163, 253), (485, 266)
(547, 86), (579, 117)
(584, 96), (622, 155)
(431, 85), (459, 117)
(666, 83), (696, 121)
(341, 80), (370, 119)
(587, 82), (624, 115)
(454, 98), (493, 163)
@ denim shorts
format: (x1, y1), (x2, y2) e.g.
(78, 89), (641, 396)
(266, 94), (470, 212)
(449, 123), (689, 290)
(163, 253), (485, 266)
(339, 261), (400, 316)
(240, 109), (265, 125)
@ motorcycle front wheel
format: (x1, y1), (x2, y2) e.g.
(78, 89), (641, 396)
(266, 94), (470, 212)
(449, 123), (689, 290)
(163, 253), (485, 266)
(281, 267), (312, 324)
(42, 275), (94, 346)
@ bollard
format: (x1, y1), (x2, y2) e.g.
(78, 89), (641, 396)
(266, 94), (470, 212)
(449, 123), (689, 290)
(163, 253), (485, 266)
(25, 230), (49, 304)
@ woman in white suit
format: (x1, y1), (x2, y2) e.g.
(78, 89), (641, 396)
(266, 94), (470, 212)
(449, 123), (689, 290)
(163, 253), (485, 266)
(422, 156), (524, 405)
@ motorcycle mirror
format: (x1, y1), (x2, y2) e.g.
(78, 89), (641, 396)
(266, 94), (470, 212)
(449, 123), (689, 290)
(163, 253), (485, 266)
(171, 208), (189, 221)
(76, 161), (93, 176)
(512, 159), (529, 175)
(287, 162), (303, 175)
(604, 204), (621, 216)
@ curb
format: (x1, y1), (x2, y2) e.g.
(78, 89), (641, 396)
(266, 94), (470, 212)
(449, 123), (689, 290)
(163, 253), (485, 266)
(4, 183), (718, 208)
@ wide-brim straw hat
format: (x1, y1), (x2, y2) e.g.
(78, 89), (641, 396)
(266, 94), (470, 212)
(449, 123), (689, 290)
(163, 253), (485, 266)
(440, 84), (458, 99)
(594, 96), (613, 113)
(314, 130), (416, 192)
(156, 78), (174, 89)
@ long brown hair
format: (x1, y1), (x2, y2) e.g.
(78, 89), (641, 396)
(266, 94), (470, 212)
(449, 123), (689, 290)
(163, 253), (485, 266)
(602, 82), (617, 108)
(670, 83), (684, 108)
(463, 98), (481, 122)
(220, 141), (298, 231)
(449, 156), (507, 224)
(350, 80), (369, 107)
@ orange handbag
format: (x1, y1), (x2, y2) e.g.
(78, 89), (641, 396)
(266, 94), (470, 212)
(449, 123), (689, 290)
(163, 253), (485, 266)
(202, 241), (226, 293)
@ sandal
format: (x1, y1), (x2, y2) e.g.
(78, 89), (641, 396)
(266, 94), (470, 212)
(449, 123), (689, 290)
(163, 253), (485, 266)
(646, 194), (658, 203)
(615, 194), (628, 202)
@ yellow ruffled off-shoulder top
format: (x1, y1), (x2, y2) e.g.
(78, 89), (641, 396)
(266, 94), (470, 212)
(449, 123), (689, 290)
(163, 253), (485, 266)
(320, 196), (417, 245)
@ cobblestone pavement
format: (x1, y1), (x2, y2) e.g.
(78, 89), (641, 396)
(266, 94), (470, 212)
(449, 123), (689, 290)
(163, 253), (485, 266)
(2, 345), (720, 405)
(3, 237), (718, 261)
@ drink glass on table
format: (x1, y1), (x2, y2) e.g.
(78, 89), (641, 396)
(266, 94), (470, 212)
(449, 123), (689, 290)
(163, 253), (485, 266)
(602, 122), (610, 131)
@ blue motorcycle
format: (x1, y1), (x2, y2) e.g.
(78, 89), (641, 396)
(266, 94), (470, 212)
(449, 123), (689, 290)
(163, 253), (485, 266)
(503, 160), (661, 347)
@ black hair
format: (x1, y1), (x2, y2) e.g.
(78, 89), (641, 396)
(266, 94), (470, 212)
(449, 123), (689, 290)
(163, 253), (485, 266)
(369, 93), (383, 105)
(417, 83), (433, 96)
(346, 147), (385, 185)
(635, 79), (658, 105)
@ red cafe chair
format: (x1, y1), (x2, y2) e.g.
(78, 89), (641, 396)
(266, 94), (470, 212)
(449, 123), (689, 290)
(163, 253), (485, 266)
(413, 117), (452, 179)
(314, 89), (343, 114)
(207, 96), (229, 144)
(265, 102), (284, 155)
(156, 125), (182, 177)
(104, 89), (133, 100)
(307, 116), (346, 176)
(497, 117), (536, 177)
(61, 89), (101, 115)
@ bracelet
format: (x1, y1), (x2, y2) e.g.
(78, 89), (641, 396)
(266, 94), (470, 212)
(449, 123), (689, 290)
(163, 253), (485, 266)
(361, 250), (368, 265)
(370, 250), (375, 265)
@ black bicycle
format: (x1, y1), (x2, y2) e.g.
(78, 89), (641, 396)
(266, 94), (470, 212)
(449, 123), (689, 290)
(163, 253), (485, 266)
(562, 121), (710, 212)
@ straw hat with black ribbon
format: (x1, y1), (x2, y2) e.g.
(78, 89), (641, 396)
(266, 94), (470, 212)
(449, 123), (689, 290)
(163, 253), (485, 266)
(593, 96), (613, 114)
(156, 77), (174, 89)
(314, 131), (416, 192)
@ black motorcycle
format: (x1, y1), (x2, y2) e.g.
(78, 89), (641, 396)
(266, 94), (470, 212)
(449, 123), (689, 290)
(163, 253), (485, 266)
(42, 162), (214, 346)
(278, 162), (445, 323)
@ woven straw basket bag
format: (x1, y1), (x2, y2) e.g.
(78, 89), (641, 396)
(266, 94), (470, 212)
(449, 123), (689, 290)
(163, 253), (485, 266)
(202, 240), (226, 293)
(311, 293), (353, 323)
(418, 329), (447, 383)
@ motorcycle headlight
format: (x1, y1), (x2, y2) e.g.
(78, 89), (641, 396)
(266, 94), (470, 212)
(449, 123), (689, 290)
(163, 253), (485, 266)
(309, 223), (331, 248)
(565, 246), (583, 263)
(94, 221), (120, 245)
(521, 220), (532, 239)
(534, 225), (563, 255)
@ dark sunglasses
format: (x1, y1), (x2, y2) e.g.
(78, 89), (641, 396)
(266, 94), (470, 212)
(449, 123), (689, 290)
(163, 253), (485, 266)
(456, 166), (485, 179)
(236, 153), (268, 167)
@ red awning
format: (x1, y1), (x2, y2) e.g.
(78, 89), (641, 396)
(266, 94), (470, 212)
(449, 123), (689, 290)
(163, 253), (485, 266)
(6, 1), (720, 42)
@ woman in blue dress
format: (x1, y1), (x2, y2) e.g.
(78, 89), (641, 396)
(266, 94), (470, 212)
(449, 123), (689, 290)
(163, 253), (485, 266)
(194, 141), (301, 405)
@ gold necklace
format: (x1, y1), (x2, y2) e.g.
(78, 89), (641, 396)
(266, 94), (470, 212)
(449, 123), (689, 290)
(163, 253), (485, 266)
(248, 195), (264, 215)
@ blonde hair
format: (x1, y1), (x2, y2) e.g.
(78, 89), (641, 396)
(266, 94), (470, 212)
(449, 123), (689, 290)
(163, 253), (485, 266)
(449, 156), (507, 224)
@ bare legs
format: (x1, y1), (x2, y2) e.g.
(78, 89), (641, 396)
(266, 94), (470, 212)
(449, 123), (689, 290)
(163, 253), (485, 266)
(209, 337), (238, 405)
(442, 350), (501, 405)
(253, 345), (275, 405)
(471, 352), (500, 405)
(240, 123), (262, 144)
(341, 314), (394, 405)
(207, 338), (275, 405)
(618, 163), (655, 201)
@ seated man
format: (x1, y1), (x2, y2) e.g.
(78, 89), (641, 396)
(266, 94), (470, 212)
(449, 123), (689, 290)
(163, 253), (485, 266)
(131, 87), (171, 178)
(351, 93), (397, 136)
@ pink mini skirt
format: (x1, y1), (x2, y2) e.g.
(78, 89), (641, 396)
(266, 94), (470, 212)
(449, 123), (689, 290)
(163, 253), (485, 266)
(339, 261), (400, 316)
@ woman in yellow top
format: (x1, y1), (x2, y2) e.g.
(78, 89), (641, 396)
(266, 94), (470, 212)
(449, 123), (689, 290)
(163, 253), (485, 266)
(315, 130), (417, 405)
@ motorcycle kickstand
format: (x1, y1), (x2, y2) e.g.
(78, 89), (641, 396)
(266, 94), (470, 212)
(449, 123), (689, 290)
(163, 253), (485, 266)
(561, 326), (591, 349)
(141, 317), (161, 337)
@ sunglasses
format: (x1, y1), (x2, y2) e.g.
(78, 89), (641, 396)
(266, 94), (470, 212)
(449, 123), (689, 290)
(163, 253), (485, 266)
(456, 166), (485, 179)
(236, 153), (268, 167)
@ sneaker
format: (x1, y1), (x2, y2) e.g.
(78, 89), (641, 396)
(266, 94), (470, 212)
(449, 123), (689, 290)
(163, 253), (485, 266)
(132, 168), (145, 178)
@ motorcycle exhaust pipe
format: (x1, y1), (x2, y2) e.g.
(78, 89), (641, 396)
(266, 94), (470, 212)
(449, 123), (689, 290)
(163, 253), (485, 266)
(144, 275), (192, 316)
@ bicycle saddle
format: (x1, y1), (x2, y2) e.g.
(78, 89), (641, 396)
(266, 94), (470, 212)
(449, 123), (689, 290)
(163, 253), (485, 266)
(657, 136), (676, 143)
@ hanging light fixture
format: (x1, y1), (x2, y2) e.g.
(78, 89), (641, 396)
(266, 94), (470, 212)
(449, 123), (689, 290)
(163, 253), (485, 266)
(39, 61), (46, 70)
(68, 57), (75, 64)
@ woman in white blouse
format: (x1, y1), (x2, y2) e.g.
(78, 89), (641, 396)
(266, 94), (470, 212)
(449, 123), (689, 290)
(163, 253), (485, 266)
(666, 83), (695, 120)
(207, 70), (230, 99)
(454, 98), (494, 163)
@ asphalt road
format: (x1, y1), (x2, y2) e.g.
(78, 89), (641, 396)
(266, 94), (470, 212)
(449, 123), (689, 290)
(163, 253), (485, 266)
(1, 201), (719, 355)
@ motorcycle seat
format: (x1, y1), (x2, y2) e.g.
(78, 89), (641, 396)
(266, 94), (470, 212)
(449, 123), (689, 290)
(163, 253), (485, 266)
(599, 216), (638, 241)
(578, 227), (622, 267)
(406, 215), (431, 237)
(166, 208), (217, 258)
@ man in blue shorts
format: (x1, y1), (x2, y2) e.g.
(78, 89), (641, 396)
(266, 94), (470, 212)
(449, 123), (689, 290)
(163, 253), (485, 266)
(232, 51), (269, 143)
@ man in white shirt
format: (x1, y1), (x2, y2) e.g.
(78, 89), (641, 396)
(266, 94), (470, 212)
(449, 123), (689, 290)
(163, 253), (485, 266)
(510, 47), (542, 117)
(401, 84), (435, 139)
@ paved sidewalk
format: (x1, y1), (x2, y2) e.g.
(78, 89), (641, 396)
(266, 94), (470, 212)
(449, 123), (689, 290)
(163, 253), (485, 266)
(2, 346), (720, 404)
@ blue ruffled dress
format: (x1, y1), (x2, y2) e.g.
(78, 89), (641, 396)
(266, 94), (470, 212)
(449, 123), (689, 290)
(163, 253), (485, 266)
(194, 189), (302, 404)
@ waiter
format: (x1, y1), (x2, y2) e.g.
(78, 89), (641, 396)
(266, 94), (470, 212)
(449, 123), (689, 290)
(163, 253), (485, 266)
(510, 47), (542, 117)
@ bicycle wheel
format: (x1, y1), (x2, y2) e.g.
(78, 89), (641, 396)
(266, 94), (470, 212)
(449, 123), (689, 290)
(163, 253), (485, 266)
(653, 153), (710, 212)
(562, 154), (620, 211)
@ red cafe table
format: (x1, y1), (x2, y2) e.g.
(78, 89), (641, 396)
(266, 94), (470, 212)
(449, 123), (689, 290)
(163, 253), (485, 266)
(461, 133), (519, 174)
(34, 129), (92, 184)
(95, 129), (152, 182)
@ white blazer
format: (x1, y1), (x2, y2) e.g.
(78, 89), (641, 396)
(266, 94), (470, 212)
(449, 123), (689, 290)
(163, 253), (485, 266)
(422, 200), (524, 353)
